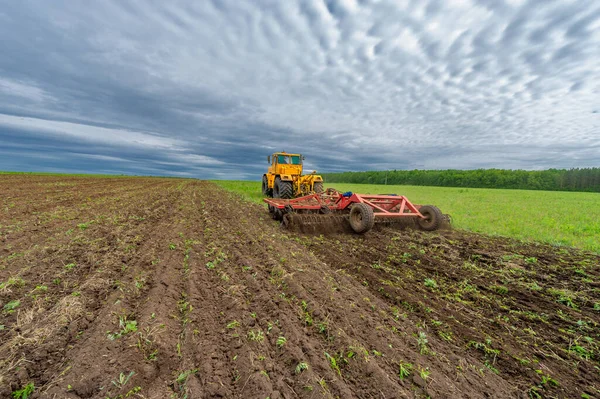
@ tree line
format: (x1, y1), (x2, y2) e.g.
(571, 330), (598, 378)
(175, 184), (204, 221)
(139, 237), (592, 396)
(321, 168), (600, 192)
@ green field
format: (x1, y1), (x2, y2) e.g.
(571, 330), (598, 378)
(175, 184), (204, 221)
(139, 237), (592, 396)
(214, 180), (600, 253)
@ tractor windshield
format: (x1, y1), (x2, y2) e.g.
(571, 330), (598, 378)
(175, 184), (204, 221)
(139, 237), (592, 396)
(276, 155), (302, 165)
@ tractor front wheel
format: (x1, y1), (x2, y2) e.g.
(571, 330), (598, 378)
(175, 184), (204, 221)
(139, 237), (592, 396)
(274, 177), (293, 199)
(349, 203), (375, 234)
(262, 175), (272, 197)
(417, 205), (443, 231)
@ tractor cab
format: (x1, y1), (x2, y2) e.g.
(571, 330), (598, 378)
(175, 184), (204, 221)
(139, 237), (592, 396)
(270, 153), (303, 165)
(267, 152), (304, 177)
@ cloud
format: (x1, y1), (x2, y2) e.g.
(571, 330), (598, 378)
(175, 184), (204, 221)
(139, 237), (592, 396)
(0, 0), (599, 178)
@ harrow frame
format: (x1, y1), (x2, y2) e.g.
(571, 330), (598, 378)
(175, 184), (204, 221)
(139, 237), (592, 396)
(264, 192), (424, 218)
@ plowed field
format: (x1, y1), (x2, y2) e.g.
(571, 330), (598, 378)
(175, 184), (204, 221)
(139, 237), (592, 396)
(1, 176), (599, 399)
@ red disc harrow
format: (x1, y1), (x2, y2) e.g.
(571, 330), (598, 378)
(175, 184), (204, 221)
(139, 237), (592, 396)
(264, 189), (445, 234)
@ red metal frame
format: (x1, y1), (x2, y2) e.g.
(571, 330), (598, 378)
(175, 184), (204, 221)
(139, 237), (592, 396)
(264, 192), (425, 219)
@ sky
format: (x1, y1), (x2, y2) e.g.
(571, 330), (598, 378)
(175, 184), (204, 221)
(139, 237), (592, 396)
(0, 0), (599, 179)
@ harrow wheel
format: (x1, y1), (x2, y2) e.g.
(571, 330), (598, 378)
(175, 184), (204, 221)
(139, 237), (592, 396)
(417, 205), (443, 231)
(274, 177), (293, 199)
(349, 203), (375, 234)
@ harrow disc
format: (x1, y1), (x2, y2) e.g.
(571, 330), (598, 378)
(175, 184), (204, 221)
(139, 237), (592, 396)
(281, 213), (350, 233)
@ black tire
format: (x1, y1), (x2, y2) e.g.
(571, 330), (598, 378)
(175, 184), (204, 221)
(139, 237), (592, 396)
(262, 175), (272, 197)
(417, 205), (443, 231)
(314, 182), (324, 193)
(273, 177), (281, 198)
(274, 177), (293, 199)
(349, 203), (375, 234)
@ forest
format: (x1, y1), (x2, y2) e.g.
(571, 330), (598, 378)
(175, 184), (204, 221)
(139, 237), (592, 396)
(321, 168), (600, 192)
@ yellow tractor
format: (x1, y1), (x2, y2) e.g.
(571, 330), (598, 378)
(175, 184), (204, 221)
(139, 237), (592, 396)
(262, 152), (324, 198)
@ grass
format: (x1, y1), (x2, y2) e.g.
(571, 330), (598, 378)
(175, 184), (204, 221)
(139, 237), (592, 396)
(213, 180), (600, 252)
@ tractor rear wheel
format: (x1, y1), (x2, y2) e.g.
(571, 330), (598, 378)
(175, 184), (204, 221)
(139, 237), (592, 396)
(417, 205), (443, 231)
(262, 175), (273, 197)
(349, 203), (375, 234)
(274, 177), (293, 199)
(314, 182), (324, 193)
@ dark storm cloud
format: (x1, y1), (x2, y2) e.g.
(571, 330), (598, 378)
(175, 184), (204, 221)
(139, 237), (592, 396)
(0, 0), (599, 178)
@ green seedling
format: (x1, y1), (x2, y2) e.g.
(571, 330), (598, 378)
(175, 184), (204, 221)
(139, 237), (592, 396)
(529, 282), (542, 291)
(276, 336), (287, 348)
(111, 371), (135, 389)
(0, 276), (25, 291)
(398, 362), (413, 380)
(3, 300), (20, 314)
(304, 312), (313, 326)
(247, 330), (264, 342)
(324, 352), (341, 376)
(424, 278), (437, 289)
(136, 325), (164, 361)
(12, 382), (34, 399)
(417, 332), (429, 354)
(295, 362), (309, 374)
(32, 285), (48, 293)
(490, 285), (508, 295)
(227, 320), (240, 329)
(175, 368), (198, 388)
(548, 288), (577, 308)
(64, 263), (76, 271)
(317, 320), (329, 335)
(438, 330), (454, 342)
(419, 367), (430, 381)
(107, 316), (138, 340)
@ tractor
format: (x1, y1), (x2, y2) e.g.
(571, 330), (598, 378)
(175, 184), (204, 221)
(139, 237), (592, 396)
(262, 152), (324, 199)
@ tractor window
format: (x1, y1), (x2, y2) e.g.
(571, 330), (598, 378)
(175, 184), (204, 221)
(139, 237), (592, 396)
(290, 155), (301, 165)
(277, 155), (288, 164)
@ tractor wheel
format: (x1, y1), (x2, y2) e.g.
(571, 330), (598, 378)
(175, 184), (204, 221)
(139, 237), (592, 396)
(417, 205), (443, 231)
(274, 177), (293, 199)
(273, 177), (281, 198)
(314, 182), (324, 193)
(349, 203), (375, 234)
(262, 175), (272, 197)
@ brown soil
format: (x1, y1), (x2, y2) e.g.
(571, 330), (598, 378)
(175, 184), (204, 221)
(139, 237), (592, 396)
(1, 176), (598, 399)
